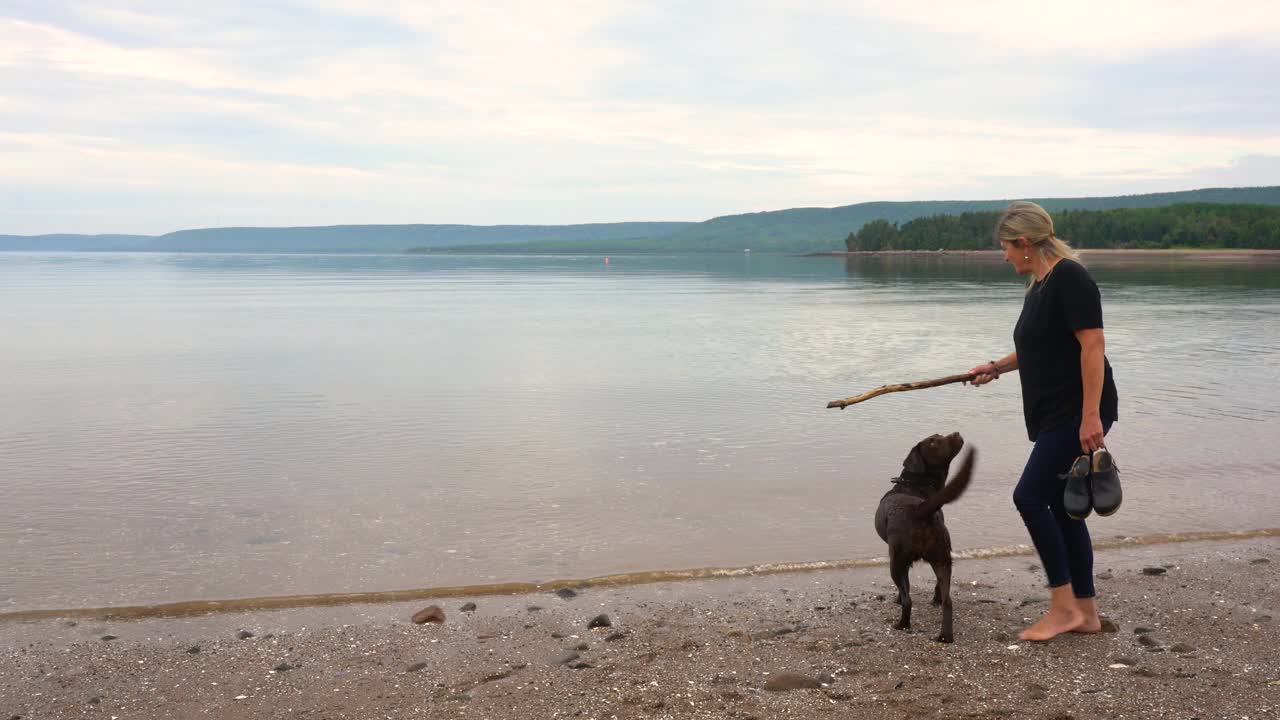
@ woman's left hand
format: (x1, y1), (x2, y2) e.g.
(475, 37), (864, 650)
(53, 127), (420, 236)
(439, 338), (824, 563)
(1079, 414), (1105, 454)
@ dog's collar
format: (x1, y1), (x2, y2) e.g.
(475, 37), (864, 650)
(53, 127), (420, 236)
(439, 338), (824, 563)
(891, 472), (938, 487)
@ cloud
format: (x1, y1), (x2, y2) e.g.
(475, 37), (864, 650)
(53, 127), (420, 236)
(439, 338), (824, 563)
(0, 1), (1277, 233)
(853, 0), (1280, 58)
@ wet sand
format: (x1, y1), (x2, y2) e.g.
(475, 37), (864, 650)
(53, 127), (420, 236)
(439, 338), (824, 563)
(2, 536), (1277, 719)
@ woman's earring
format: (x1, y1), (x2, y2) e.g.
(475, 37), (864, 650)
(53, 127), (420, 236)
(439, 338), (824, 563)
(1024, 254), (1029, 260)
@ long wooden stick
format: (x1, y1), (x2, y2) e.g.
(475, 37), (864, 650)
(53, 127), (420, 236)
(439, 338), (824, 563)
(827, 372), (977, 409)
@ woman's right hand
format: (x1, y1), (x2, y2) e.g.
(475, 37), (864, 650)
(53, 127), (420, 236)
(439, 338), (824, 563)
(965, 362), (999, 386)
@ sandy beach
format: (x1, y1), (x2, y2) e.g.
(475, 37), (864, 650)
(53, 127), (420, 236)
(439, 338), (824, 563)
(3, 535), (1276, 719)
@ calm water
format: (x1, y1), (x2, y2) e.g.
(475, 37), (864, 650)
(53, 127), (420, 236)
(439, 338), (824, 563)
(2, 252), (1278, 612)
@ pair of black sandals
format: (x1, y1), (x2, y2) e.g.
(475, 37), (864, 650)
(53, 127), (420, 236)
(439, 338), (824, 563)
(1063, 448), (1121, 520)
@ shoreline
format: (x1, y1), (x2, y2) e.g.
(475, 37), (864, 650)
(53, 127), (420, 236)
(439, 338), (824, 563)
(807, 248), (1280, 262)
(4, 527), (1276, 625)
(3, 537), (1276, 718)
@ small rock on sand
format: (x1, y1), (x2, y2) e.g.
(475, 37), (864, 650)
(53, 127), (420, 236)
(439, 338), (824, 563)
(588, 614), (612, 629)
(1141, 567), (1167, 576)
(555, 588), (578, 599)
(406, 662), (427, 672)
(237, 630), (255, 640)
(764, 672), (822, 692)
(412, 606), (445, 624)
(552, 651), (580, 665)
(459, 602), (477, 612)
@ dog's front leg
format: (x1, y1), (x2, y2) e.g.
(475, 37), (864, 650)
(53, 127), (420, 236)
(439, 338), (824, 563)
(930, 559), (954, 643)
(890, 555), (911, 630)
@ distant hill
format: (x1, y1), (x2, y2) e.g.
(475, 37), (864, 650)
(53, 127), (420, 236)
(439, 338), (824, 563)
(0, 223), (693, 253)
(425, 186), (1280, 254)
(846, 203), (1280, 251)
(5, 186), (1279, 254)
(151, 222), (693, 253)
(0, 234), (153, 251)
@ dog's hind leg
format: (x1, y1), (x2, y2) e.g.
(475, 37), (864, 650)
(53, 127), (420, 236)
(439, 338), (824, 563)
(890, 553), (912, 631)
(930, 558), (954, 643)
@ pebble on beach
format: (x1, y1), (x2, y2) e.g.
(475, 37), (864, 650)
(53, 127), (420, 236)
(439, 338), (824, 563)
(552, 650), (580, 665)
(411, 606), (446, 625)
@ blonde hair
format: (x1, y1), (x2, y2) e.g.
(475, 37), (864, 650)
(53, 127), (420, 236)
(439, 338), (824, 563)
(994, 201), (1079, 285)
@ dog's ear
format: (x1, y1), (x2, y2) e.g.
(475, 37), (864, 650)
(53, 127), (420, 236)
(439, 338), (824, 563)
(903, 445), (927, 475)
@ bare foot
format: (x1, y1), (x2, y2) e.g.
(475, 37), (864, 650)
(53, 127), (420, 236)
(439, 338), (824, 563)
(1019, 605), (1085, 641)
(1071, 615), (1102, 633)
(1071, 598), (1102, 633)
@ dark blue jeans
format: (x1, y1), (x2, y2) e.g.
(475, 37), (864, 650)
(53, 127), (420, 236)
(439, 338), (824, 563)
(1013, 417), (1113, 598)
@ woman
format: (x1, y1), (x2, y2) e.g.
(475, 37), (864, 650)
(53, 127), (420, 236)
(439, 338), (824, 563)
(966, 200), (1119, 642)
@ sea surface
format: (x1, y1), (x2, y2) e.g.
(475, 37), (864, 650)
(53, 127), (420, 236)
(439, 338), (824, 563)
(2, 251), (1278, 613)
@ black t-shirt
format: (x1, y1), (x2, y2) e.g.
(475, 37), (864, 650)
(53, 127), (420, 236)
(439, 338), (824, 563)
(1013, 259), (1119, 441)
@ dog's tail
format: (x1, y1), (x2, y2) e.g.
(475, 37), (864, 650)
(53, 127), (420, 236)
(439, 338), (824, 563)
(913, 446), (976, 521)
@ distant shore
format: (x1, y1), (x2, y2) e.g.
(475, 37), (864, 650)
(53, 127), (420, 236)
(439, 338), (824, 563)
(2, 536), (1276, 719)
(807, 248), (1280, 263)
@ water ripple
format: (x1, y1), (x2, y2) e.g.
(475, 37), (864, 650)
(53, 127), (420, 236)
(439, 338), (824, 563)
(2, 252), (1279, 612)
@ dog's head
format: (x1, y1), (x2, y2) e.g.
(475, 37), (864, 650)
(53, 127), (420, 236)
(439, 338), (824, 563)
(901, 432), (965, 485)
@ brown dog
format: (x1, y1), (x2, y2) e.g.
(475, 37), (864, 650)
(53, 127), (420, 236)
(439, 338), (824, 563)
(874, 432), (976, 643)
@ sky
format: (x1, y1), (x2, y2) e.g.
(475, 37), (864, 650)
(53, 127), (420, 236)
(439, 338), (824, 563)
(2, 0), (1279, 235)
